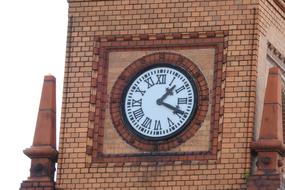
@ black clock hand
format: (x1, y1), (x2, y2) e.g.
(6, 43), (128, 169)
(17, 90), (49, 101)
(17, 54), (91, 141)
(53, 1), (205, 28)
(159, 102), (184, 115)
(156, 85), (176, 105)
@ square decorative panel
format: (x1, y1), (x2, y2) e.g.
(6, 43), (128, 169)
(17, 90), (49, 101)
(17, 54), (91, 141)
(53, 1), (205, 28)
(88, 32), (227, 164)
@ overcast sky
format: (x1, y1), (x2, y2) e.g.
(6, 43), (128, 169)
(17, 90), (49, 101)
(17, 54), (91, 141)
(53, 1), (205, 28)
(0, 1), (68, 189)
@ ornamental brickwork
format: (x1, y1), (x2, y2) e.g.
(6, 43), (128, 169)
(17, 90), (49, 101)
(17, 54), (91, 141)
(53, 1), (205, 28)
(20, 0), (285, 190)
(57, 0), (285, 189)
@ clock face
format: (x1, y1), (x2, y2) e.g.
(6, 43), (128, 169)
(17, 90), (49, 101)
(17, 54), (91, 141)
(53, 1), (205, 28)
(122, 64), (198, 140)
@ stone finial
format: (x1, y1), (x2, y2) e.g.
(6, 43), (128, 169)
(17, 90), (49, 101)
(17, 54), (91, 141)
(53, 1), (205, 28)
(247, 67), (285, 190)
(251, 67), (285, 165)
(31, 75), (56, 149)
(252, 67), (285, 174)
(259, 67), (283, 141)
(251, 67), (285, 174)
(20, 75), (58, 190)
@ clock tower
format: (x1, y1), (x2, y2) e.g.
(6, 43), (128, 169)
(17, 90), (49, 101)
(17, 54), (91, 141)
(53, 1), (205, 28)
(20, 0), (285, 189)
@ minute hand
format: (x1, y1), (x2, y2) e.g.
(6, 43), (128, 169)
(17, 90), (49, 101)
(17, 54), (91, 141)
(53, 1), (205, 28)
(160, 102), (184, 115)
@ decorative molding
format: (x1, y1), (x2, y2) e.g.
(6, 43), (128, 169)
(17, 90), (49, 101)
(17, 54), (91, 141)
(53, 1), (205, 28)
(267, 42), (285, 81)
(274, 0), (285, 13)
(96, 31), (228, 43)
(267, 0), (285, 20)
(89, 31), (227, 165)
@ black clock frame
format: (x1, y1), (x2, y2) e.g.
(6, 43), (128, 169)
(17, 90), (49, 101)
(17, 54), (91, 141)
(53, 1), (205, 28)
(121, 63), (199, 141)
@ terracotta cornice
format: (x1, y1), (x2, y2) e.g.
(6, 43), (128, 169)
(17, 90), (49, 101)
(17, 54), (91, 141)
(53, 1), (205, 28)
(267, 0), (285, 20)
(251, 139), (285, 156)
(267, 42), (285, 65)
(273, 0), (285, 13)
(24, 146), (58, 161)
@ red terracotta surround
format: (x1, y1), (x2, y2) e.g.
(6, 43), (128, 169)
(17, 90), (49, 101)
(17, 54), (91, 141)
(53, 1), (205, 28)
(110, 52), (209, 151)
(88, 31), (227, 165)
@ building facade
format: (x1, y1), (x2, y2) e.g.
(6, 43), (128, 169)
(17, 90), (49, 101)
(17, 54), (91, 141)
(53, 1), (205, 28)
(20, 0), (285, 189)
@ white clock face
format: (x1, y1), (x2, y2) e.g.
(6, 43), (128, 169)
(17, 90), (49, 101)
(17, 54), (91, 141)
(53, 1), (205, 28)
(123, 64), (197, 140)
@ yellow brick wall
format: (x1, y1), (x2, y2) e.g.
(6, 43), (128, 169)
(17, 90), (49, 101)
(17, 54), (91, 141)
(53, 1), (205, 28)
(255, 0), (285, 140)
(56, 0), (285, 189)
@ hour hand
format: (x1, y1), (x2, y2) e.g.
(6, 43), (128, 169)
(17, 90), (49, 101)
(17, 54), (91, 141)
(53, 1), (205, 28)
(159, 102), (184, 115)
(156, 85), (176, 105)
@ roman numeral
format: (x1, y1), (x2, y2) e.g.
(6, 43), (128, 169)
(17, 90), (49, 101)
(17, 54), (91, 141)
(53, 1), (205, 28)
(141, 117), (152, 129)
(144, 77), (155, 88)
(167, 117), (175, 127)
(132, 99), (142, 107)
(156, 74), (166, 84)
(175, 86), (185, 94)
(135, 87), (146, 96)
(177, 98), (187, 105)
(154, 120), (162, 131)
(175, 110), (187, 119)
(133, 108), (144, 122)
